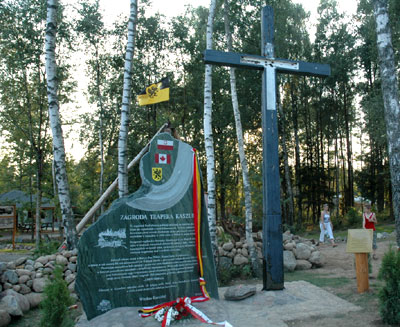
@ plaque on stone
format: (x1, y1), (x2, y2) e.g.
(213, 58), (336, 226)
(76, 133), (219, 320)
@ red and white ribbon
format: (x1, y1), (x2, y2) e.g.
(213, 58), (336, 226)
(154, 297), (232, 327)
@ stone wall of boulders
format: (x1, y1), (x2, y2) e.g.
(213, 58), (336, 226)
(218, 230), (325, 272)
(0, 249), (77, 326)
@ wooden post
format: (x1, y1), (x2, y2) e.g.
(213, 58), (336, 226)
(355, 253), (369, 293)
(12, 205), (16, 250)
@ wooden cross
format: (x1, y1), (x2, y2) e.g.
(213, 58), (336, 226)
(204, 6), (330, 290)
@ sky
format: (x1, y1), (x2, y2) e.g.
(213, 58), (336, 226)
(63, 0), (358, 160)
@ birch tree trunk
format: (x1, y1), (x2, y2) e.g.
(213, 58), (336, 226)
(45, 0), (77, 249)
(223, 0), (260, 276)
(204, 0), (218, 255)
(373, 0), (400, 247)
(118, 0), (138, 198)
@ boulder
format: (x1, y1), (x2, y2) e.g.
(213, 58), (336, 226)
(44, 262), (55, 269)
(219, 257), (232, 270)
(24, 265), (34, 272)
(34, 262), (44, 269)
(63, 251), (73, 258)
(2, 270), (19, 285)
(65, 274), (76, 285)
(69, 256), (78, 263)
(12, 285), (21, 293)
(16, 269), (31, 277)
(0, 295), (22, 316)
(4, 290), (30, 313)
(25, 259), (34, 266)
(218, 247), (224, 256)
(19, 285), (31, 295)
(235, 242), (243, 248)
(35, 256), (49, 265)
(282, 232), (292, 242)
(0, 309), (11, 327)
(24, 293), (42, 309)
(284, 242), (295, 251)
(295, 260), (312, 270)
(0, 263), (7, 274)
(15, 257), (28, 267)
(241, 248), (249, 257)
(32, 278), (47, 293)
(222, 242), (234, 252)
(68, 263), (77, 272)
(294, 243), (312, 260)
(56, 255), (68, 266)
(224, 285), (256, 301)
(283, 251), (297, 272)
(18, 275), (30, 284)
(309, 251), (325, 267)
(6, 262), (15, 270)
(233, 254), (249, 266)
(68, 281), (76, 293)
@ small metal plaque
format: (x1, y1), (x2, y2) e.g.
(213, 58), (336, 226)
(346, 229), (373, 253)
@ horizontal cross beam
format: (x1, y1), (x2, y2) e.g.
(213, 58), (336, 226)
(204, 50), (331, 77)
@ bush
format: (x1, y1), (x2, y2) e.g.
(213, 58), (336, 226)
(40, 266), (74, 327)
(378, 246), (400, 325)
(33, 240), (61, 259)
(345, 207), (360, 227)
(217, 263), (254, 286)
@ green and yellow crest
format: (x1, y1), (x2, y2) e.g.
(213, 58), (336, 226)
(152, 167), (162, 181)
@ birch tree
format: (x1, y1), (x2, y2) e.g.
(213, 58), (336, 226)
(223, 0), (260, 275)
(204, 0), (218, 255)
(45, 0), (77, 249)
(373, 0), (400, 247)
(118, 0), (138, 198)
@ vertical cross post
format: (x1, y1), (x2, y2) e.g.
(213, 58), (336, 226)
(261, 6), (283, 290)
(203, 5), (330, 293)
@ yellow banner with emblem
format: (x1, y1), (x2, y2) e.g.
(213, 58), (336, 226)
(137, 77), (170, 106)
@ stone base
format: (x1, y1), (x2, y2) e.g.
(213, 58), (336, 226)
(76, 281), (361, 327)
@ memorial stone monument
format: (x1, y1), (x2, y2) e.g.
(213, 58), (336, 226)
(76, 133), (219, 320)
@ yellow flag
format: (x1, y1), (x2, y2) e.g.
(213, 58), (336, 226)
(137, 77), (170, 106)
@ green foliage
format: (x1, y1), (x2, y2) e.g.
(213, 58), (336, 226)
(33, 241), (61, 259)
(217, 228), (232, 245)
(345, 207), (361, 227)
(378, 246), (400, 325)
(40, 266), (74, 327)
(217, 263), (254, 286)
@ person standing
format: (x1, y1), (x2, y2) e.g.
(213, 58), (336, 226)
(318, 204), (337, 247)
(363, 203), (378, 259)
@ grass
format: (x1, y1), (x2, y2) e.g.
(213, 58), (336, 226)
(8, 308), (41, 327)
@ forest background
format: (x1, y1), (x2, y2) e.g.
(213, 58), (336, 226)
(0, 0), (398, 236)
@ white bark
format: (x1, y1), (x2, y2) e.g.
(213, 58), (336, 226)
(118, 0), (138, 198)
(373, 0), (400, 247)
(45, 0), (77, 249)
(204, 0), (218, 255)
(76, 123), (168, 234)
(223, 0), (260, 276)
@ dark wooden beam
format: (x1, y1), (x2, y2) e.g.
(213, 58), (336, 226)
(203, 50), (331, 77)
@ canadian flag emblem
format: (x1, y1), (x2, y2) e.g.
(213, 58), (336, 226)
(155, 153), (171, 164)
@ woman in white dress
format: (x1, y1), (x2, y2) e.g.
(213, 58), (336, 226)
(318, 204), (337, 247)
